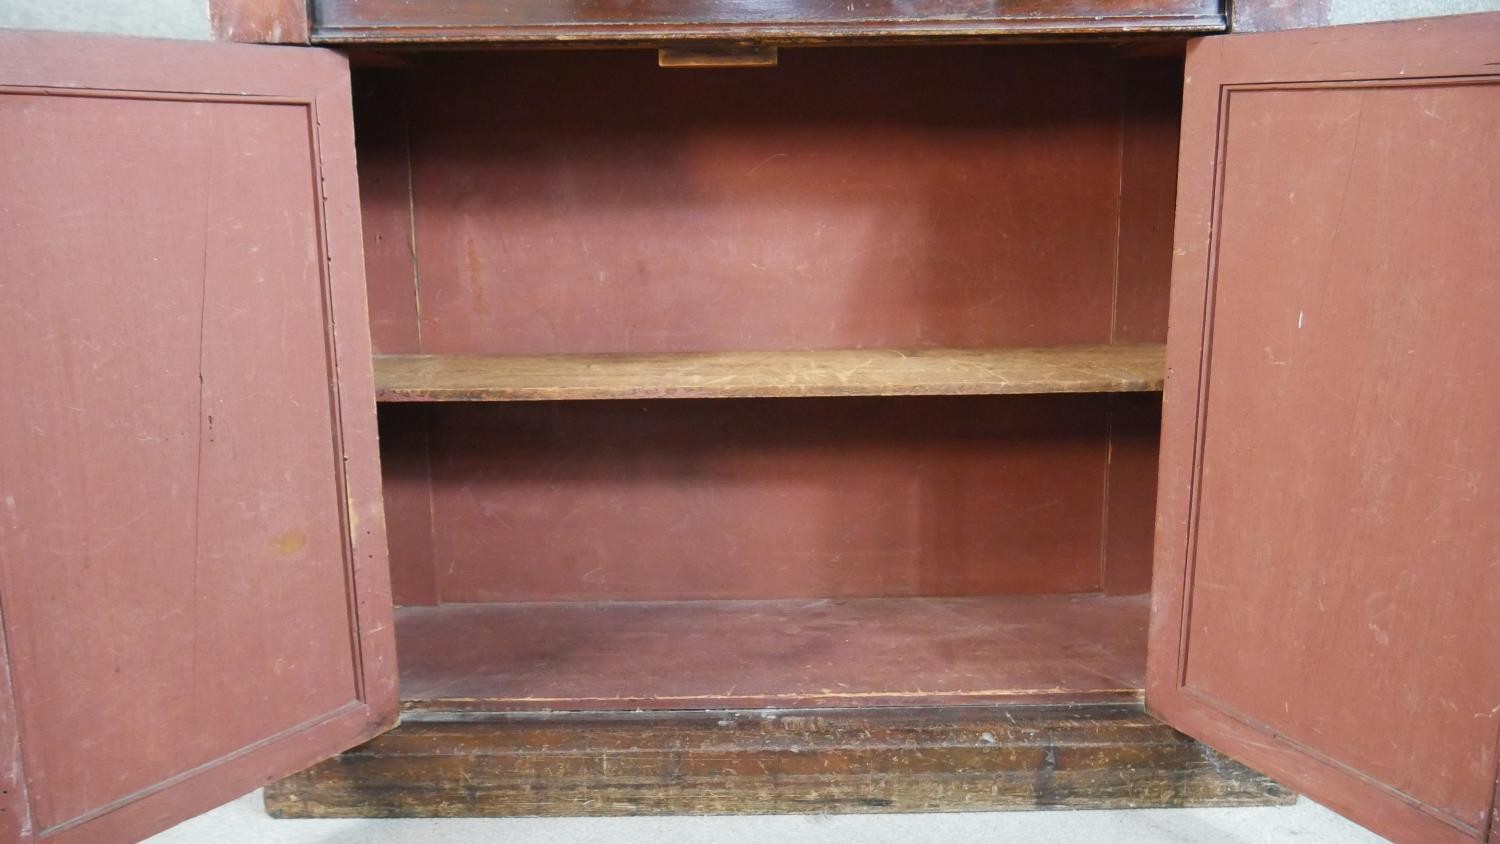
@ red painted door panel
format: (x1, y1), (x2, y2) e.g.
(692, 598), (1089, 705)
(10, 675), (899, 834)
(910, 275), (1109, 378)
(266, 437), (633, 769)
(0, 31), (396, 843)
(1150, 13), (1500, 844)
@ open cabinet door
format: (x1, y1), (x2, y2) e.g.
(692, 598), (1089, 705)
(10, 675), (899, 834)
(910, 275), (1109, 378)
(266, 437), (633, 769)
(0, 31), (396, 843)
(1149, 12), (1500, 844)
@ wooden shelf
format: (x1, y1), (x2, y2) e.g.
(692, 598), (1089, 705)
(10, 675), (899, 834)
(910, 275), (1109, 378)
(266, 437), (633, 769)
(374, 344), (1165, 403)
(394, 594), (1150, 712)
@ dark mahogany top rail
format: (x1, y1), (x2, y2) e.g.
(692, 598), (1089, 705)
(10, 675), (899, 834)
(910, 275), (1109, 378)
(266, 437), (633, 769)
(311, 0), (1226, 44)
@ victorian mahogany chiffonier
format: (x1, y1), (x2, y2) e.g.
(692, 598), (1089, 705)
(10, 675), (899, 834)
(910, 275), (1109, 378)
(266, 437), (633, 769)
(1, 3), (1497, 842)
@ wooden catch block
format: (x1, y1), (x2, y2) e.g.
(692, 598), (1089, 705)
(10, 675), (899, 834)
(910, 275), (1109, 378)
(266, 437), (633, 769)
(373, 344), (1166, 402)
(659, 46), (779, 67)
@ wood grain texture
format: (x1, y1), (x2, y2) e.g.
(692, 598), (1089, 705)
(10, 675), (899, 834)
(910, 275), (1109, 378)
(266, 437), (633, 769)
(374, 345), (1165, 402)
(263, 703), (1292, 818)
(0, 30), (393, 844)
(311, 0), (1225, 44)
(1149, 13), (1500, 844)
(210, 0), (309, 43)
(395, 595), (1149, 712)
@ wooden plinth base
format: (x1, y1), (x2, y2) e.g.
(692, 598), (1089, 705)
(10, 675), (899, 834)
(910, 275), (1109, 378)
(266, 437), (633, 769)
(264, 703), (1292, 818)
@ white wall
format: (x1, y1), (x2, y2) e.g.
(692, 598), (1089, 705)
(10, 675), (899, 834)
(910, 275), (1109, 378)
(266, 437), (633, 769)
(1329, 0), (1500, 23)
(0, 0), (209, 39)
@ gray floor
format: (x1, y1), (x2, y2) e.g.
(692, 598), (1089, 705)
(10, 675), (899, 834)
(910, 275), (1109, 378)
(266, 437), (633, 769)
(149, 790), (1388, 843)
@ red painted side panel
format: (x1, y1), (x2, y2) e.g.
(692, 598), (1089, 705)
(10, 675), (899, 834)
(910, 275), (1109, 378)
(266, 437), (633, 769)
(0, 30), (394, 844)
(1150, 14), (1500, 844)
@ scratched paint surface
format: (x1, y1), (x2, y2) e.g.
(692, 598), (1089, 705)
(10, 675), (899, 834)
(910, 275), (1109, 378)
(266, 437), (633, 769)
(1181, 83), (1500, 828)
(0, 91), (355, 831)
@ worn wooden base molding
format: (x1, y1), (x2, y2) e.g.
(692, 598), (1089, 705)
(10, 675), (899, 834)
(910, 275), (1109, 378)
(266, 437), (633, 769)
(264, 704), (1292, 818)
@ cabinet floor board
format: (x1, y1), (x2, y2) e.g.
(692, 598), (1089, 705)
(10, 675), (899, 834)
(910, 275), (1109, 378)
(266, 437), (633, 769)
(396, 593), (1149, 712)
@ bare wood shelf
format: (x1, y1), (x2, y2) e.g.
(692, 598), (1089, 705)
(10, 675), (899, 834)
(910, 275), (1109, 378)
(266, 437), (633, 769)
(373, 344), (1166, 402)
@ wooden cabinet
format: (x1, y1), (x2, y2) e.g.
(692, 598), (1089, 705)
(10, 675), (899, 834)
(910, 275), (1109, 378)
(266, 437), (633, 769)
(2, 8), (1498, 843)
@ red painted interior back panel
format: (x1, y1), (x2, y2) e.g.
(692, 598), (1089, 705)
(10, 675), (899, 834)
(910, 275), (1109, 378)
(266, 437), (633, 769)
(417, 396), (1117, 602)
(403, 47), (1126, 356)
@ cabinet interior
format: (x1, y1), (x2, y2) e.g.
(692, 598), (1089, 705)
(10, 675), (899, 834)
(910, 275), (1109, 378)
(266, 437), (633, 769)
(355, 44), (1185, 712)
